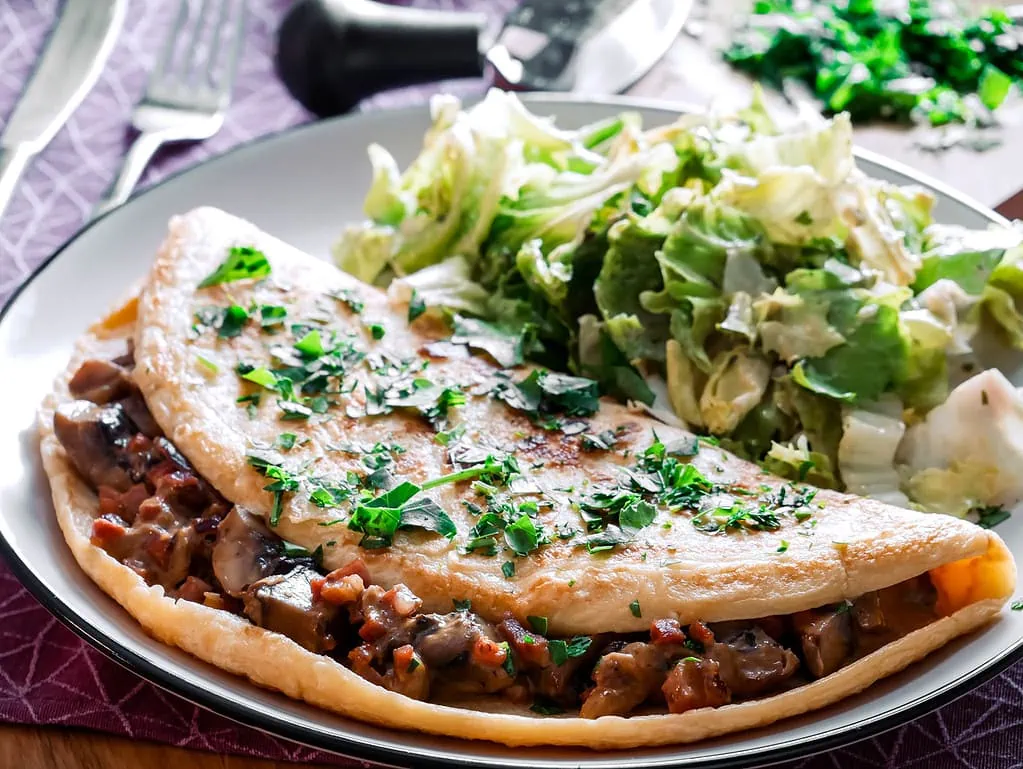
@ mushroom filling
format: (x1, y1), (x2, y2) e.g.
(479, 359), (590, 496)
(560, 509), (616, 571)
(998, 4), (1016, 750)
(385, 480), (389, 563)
(53, 350), (942, 717)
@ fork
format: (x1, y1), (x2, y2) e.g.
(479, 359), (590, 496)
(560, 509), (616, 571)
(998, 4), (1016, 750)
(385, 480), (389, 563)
(92, 0), (245, 219)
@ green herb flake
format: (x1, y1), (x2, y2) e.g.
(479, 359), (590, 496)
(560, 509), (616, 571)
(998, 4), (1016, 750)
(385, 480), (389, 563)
(367, 323), (386, 340)
(240, 366), (278, 390)
(218, 304), (250, 338)
(453, 598), (472, 611)
(259, 304), (288, 329)
(548, 636), (592, 666)
(501, 642), (516, 676)
(501, 561), (516, 579)
(504, 513), (540, 556)
(777, 539), (790, 553)
(275, 433), (298, 451)
(196, 355), (219, 374)
(198, 246), (271, 288)
(976, 505), (1011, 529)
(1011, 601), (1023, 611)
(408, 290), (427, 323)
(527, 615), (548, 635)
(629, 599), (642, 618)
(328, 288), (365, 314)
(281, 541), (310, 558)
(294, 329), (325, 358)
(530, 699), (564, 716)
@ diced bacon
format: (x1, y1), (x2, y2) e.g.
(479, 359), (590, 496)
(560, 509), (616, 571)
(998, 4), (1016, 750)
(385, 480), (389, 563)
(144, 532), (173, 564)
(393, 644), (416, 670)
(471, 634), (508, 668)
(650, 618), (686, 645)
(498, 615), (549, 667)
(382, 585), (422, 618)
(91, 516), (126, 545)
(688, 621), (715, 647)
(312, 573), (365, 606)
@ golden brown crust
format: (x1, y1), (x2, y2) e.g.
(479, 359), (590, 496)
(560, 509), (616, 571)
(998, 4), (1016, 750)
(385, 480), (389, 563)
(35, 208), (1017, 748)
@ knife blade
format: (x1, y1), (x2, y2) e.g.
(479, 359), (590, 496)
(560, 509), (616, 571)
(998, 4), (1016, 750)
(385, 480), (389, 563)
(488, 0), (693, 96)
(0, 0), (127, 221)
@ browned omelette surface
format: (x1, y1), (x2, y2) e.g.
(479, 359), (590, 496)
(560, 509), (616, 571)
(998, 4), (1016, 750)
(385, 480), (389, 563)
(132, 207), (1012, 635)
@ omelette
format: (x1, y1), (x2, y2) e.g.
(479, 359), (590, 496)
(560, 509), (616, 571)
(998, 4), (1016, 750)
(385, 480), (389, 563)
(38, 207), (1015, 747)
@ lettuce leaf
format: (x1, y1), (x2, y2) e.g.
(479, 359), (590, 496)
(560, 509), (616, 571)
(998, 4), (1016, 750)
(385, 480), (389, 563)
(699, 349), (772, 435)
(912, 225), (1021, 295)
(386, 256), (489, 317)
(838, 400), (909, 508)
(792, 303), (908, 403)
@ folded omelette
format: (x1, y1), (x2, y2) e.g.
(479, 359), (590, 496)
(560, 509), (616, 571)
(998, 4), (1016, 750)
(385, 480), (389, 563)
(38, 207), (1015, 748)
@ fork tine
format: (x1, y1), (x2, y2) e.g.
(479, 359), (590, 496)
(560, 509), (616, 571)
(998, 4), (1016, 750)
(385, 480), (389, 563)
(183, 0), (215, 86)
(216, 1), (246, 99)
(150, 0), (190, 86)
(205, 0), (233, 88)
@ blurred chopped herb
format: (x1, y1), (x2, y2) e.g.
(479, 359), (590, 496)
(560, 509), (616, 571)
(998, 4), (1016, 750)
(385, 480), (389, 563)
(725, 1), (1022, 129)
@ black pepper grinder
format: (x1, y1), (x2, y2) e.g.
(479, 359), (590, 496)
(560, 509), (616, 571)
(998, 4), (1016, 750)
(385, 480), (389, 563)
(275, 0), (493, 117)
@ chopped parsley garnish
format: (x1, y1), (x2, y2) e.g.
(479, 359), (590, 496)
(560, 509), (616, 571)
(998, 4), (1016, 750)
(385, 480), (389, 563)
(629, 599), (642, 618)
(504, 514), (539, 556)
(693, 505), (781, 534)
(246, 453), (300, 527)
(259, 304), (287, 329)
(347, 481), (457, 548)
(196, 355), (219, 374)
(548, 636), (591, 665)
(281, 541), (311, 559)
(328, 288), (364, 313)
(777, 539), (790, 553)
(219, 304), (250, 338)
(239, 365), (279, 390)
(435, 423), (466, 446)
(527, 615), (548, 635)
(450, 315), (537, 368)
(1011, 601), (1023, 611)
(501, 561), (516, 579)
(976, 505), (1010, 529)
(274, 433), (297, 451)
(581, 430), (617, 451)
(407, 657), (421, 673)
(453, 598), (472, 611)
(530, 699), (564, 716)
(279, 400), (314, 421)
(198, 246), (270, 288)
(367, 322), (386, 340)
(501, 369), (600, 418)
(501, 642), (516, 676)
(408, 290), (427, 323)
(294, 329), (325, 357)
(464, 512), (506, 555)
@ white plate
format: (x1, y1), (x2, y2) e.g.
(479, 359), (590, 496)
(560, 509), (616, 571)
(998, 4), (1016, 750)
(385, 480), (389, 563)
(1, 96), (1020, 768)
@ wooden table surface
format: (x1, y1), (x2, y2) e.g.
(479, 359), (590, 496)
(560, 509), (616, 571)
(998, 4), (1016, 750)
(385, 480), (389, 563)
(0, 725), (332, 769)
(5, 3), (1023, 768)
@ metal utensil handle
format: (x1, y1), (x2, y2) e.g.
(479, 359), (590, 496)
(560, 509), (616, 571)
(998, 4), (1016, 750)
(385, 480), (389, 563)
(91, 132), (170, 220)
(276, 0), (487, 117)
(0, 145), (35, 224)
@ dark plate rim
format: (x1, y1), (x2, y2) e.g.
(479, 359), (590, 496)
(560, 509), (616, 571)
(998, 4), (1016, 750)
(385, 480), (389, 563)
(1, 93), (1020, 769)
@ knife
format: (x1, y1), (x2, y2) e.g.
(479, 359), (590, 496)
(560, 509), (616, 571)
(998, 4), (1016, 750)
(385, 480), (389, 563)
(0, 0), (127, 222)
(276, 0), (692, 117)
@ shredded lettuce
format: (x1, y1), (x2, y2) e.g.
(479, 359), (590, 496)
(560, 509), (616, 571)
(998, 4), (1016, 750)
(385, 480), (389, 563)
(336, 88), (1023, 518)
(838, 400), (910, 508)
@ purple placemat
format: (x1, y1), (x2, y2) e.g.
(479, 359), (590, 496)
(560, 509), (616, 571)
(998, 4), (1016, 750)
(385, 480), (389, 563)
(1, 1), (1021, 766)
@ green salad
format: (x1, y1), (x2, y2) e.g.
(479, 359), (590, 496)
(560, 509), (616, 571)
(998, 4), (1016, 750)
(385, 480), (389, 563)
(334, 90), (1023, 513)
